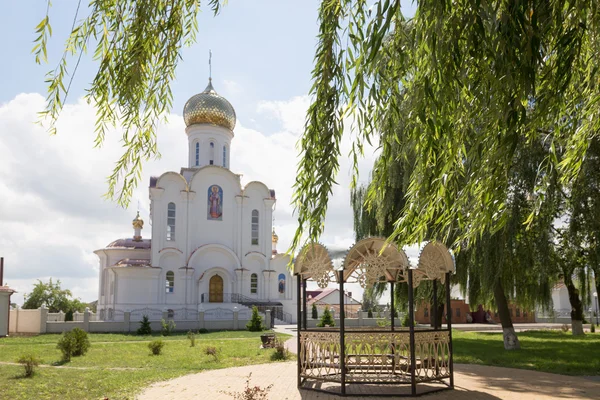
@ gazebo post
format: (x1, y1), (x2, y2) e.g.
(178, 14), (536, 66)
(408, 269), (416, 396)
(338, 270), (346, 395)
(297, 274), (302, 388)
(432, 279), (438, 330)
(390, 281), (395, 331)
(302, 279), (307, 331)
(445, 272), (454, 388)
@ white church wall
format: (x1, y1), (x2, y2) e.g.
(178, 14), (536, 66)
(153, 172), (188, 257)
(115, 268), (159, 305)
(187, 168), (240, 252)
(240, 183), (273, 259)
(186, 125), (233, 168)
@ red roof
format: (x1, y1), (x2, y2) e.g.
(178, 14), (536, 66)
(111, 258), (151, 268)
(0, 286), (16, 293)
(106, 238), (151, 249)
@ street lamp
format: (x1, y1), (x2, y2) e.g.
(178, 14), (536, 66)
(594, 292), (599, 327)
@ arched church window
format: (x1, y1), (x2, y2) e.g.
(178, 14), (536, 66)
(251, 210), (259, 245)
(209, 141), (215, 165)
(166, 271), (175, 293)
(222, 145), (227, 167)
(195, 142), (200, 166)
(167, 203), (176, 240)
(250, 273), (258, 294)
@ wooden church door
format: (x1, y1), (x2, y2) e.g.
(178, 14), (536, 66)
(209, 275), (223, 303)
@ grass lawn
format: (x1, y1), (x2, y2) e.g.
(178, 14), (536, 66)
(453, 330), (600, 376)
(0, 331), (292, 400)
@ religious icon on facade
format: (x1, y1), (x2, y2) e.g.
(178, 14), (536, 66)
(208, 185), (223, 220)
(278, 273), (286, 294)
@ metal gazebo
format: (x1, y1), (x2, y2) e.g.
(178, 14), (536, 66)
(294, 238), (456, 397)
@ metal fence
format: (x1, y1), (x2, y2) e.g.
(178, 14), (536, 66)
(204, 308), (234, 321)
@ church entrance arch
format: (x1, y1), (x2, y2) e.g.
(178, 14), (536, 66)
(209, 274), (224, 303)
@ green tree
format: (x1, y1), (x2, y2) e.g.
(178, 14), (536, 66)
(292, 1), (600, 258)
(317, 307), (335, 327)
(311, 304), (318, 320)
(22, 279), (85, 314)
(569, 137), (600, 314)
(246, 306), (264, 332)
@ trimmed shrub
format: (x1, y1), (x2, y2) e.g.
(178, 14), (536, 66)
(161, 319), (176, 336)
(591, 324), (596, 333)
(57, 327), (90, 361)
(187, 330), (196, 347)
(311, 304), (318, 319)
(367, 308), (373, 318)
(204, 346), (221, 362)
(246, 306), (264, 332)
(148, 340), (164, 355)
(317, 307), (335, 327)
(402, 312), (412, 327)
(17, 354), (40, 377)
(198, 328), (209, 334)
(65, 309), (74, 322)
(137, 315), (152, 335)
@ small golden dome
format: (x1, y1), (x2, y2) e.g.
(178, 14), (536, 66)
(132, 211), (144, 230)
(272, 229), (279, 243)
(183, 80), (236, 130)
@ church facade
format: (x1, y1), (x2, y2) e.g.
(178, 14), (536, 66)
(94, 79), (296, 323)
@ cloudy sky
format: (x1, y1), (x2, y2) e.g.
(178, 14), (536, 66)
(0, 0), (416, 304)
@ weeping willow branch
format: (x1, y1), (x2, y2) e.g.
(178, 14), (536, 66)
(33, 0), (225, 207)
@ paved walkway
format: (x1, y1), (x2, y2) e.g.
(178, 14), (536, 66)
(137, 361), (600, 400)
(138, 326), (600, 399)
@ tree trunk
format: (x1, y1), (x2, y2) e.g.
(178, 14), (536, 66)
(429, 302), (445, 328)
(564, 277), (585, 336)
(493, 278), (520, 350)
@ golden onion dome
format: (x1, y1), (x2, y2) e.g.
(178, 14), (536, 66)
(272, 228), (279, 243)
(132, 211), (144, 230)
(183, 79), (236, 131)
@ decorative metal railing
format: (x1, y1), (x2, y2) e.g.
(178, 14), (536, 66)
(299, 329), (451, 384)
(199, 292), (293, 323)
(204, 307), (234, 320)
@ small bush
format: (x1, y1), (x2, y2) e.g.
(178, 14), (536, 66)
(57, 327), (90, 361)
(317, 307), (335, 327)
(221, 373), (273, 400)
(311, 304), (318, 319)
(137, 315), (152, 335)
(561, 324), (570, 332)
(376, 318), (391, 327)
(402, 312), (412, 327)
(246, 306), (264, 332)
(204, 346), (221, 362)
(161, 319), (176, 336)
(148, 340), (164, 355)
(187, 330), (196, 347)
(367, 308), (373, 318)
(65, 309), (74, 322)
(17, 354), (40, 377)
(591, 324), (596, 333)
(270, 338), (290, 361)
(198, 328), (209, 334)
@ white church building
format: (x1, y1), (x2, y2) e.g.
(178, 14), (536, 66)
(94, 79), (297, 323)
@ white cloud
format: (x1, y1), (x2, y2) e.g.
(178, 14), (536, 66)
(0, 92), (378, 304)
(222, 79), (242, 96)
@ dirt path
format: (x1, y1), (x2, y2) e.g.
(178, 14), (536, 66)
(137, 361), (600, 400)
